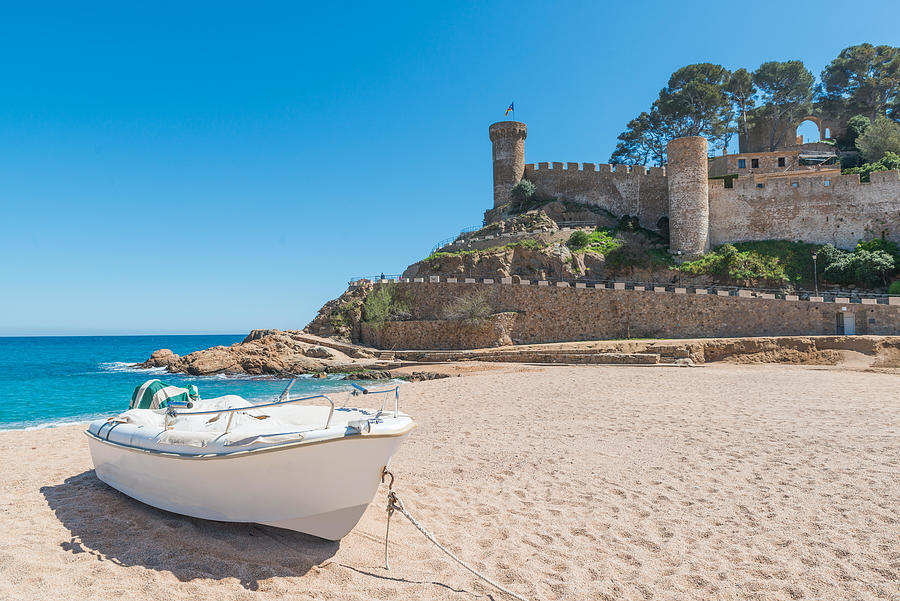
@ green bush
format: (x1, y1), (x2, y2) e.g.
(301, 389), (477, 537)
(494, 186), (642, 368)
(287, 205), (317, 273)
(856, 238), (900, 263)
(615, 215), (640, 232)
(566, 230), (591, 250)
(678, 243), (790, 286)
(509, 180), (536, 212)
(822, 247), (895, 287)
(853, 250), (895, 287)
(838, 115), (870, 150)
(889, 280), (900, 295)
(817, 243), (844, 265)
(842, 151), (900, 182)
(362, 284), (410, 325)
(855, 116), (900, 162)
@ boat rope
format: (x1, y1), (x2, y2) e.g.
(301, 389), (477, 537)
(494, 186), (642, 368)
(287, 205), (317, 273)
(381, 468), (532, 601)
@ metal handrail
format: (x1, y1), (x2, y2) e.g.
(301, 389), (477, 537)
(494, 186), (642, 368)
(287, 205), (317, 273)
(350, 382), (400, 418)
(168, 393), (336, 434)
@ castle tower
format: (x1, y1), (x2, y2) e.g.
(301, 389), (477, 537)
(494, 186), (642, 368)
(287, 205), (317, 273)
(666, 136), (710, 258)
(489, 121), (527, 209)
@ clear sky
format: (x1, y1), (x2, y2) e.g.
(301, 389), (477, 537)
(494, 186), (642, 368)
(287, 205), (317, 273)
(2, 1), (898, 335)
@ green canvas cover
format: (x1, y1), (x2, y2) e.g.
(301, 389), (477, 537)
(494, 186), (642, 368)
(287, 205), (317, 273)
(130, 379), (198, 410)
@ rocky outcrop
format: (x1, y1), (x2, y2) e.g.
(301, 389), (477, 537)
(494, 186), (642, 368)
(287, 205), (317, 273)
(305, 281), (374, 341)
(405, 243), (588, 281)
(136, 329), (384, 376)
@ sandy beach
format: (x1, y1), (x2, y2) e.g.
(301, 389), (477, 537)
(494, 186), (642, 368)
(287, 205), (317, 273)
(1, 363), (897, 600)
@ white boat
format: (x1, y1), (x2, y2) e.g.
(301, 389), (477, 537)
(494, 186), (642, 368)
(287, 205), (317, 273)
(85, 379), (414, 540)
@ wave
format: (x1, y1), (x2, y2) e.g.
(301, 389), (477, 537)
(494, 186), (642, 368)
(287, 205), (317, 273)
(98, 361), (168, 374)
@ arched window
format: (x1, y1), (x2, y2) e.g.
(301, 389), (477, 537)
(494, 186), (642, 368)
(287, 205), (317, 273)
(796, 119), (821, 144)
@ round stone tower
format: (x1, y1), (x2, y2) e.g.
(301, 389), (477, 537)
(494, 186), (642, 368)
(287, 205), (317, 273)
(666, 136), (710, 258)
(489, 121), (527, 209)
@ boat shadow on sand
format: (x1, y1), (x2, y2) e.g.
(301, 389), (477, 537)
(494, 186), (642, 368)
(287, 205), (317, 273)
(40, 470), (340, 590)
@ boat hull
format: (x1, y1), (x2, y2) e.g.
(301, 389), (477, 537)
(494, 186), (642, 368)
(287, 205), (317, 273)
(86, 429), (410, 540)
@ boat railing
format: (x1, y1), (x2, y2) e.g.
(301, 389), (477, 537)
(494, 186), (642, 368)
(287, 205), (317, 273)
(167, 393), (336, 434)
(350, 382), (400, 418)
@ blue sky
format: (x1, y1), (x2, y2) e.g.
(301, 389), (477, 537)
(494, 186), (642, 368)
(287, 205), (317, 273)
(2, 1), (898, 335)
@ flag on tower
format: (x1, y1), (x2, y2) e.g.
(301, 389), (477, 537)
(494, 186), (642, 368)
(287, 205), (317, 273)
(505, 102), (514, 117)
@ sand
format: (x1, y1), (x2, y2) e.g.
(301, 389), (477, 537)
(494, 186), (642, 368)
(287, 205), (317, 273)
(1, 363), (897, 600)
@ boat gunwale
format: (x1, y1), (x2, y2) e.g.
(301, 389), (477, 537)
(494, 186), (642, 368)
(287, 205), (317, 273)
(83, 420), (416, 460)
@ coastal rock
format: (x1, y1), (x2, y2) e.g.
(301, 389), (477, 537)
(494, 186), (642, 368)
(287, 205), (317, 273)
(343, 370), (392, 380)
(138, 349), (180, 368)
(306, 282), (373, 341)
(243, 329), (281, 343)
(303, 346), (335, 359)
(403, 371), (452, 382)
(135, 329), (385, 377)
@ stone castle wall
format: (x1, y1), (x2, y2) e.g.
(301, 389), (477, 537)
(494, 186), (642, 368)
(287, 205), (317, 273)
(667, 137), (709, 256)
(709, 170), (900, 248)
(490, 121), (900, 251)
(384, 282), (900, 345)
(523, 162), (668, 230)
(490, 121), (527, 209)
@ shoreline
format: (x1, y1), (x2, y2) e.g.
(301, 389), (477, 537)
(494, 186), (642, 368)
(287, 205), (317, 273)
(2, 363), (897, 600)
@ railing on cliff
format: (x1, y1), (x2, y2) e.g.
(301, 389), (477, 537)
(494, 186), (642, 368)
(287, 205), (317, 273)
(349, 274), (404, 284)
(350, 274), (900, 305)
(428, 225), (486, 255)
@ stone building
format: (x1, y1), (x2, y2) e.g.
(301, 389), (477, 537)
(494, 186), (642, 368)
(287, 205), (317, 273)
(488, 120), (900, 256)
(738, 105), (846, 153)
(707, 150), (839, 178)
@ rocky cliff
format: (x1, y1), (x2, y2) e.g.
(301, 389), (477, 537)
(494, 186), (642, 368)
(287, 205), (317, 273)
(136, 329), (381, 376)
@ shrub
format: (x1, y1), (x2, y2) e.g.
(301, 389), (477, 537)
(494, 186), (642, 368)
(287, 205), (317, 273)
(853, 250), (894, 287)
(678, 243), (789, 286)
(857, 238), (900, 264)
(509, 180), (536, 212)
(889, 280), (900, 295)
(362, 284), (410, 325)
(615, 215), (640, 232)
(817, 243), (844, 265)
(843, 151), (900, 182)
(856, 116), (900, 162)
(823, 253), (854, 285)
(822, 248), (895, 287)
(442, 292), (493, 321)
(566, 230), (591, 250)
(838, 115), (870, 150)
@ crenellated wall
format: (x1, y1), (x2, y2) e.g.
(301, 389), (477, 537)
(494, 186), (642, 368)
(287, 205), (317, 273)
(523, 162), (668, 230)
(708, 170), (900, 248)
(489, 121), (900, 251)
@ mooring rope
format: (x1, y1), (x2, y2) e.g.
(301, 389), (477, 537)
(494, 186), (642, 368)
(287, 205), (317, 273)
(382, 469), (532, 601)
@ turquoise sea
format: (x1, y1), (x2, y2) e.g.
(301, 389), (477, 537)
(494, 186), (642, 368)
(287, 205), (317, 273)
(0, 335), (376, 431)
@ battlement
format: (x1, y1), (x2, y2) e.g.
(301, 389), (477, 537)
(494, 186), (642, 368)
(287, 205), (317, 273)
(708, 169), (900, 250)
(489, 121), (527, 141)
(521, 160), (669, 231)
(525, 162), (666, 177)
(708, 170), (900, 195)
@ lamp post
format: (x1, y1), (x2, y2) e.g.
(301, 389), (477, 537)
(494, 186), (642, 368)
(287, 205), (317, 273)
(812, 251), (818, 296)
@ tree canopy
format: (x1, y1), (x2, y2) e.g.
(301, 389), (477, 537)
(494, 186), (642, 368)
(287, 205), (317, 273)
(609, 45), (900, 165)
(855, 116), (900, 162)
(821, 44), (900, 121)
(752, 61), (815, 151)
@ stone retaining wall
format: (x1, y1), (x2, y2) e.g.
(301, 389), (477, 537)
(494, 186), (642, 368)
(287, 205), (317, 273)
(360, 312), (517, 350)
(375, 281), (900, 345)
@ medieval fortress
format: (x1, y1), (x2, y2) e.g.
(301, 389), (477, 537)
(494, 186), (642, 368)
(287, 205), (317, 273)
(488, 119), (900, 255)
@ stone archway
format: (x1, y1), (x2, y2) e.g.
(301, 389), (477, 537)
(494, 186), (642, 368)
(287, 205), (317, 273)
(794, 115), (827, 143)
